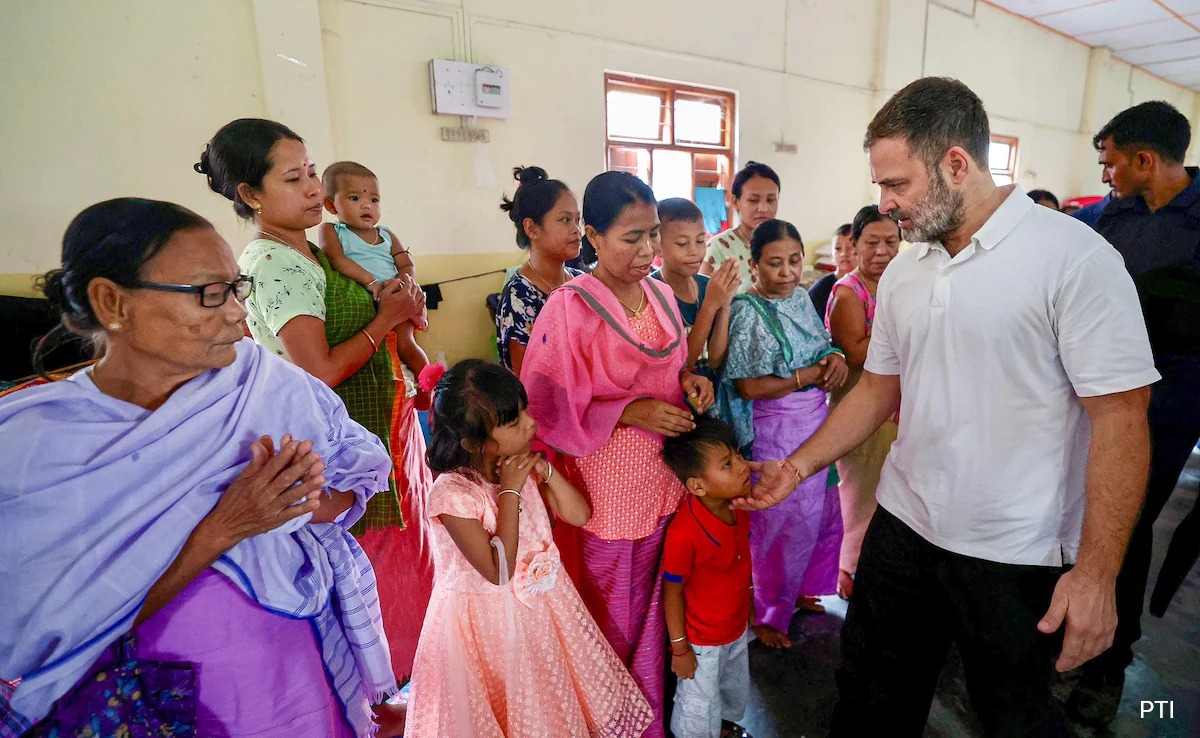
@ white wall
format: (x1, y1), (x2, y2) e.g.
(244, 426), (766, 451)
(317, 0), (880, 259)
(3, 0), (1199, 357)
(0, 0), (267, 275)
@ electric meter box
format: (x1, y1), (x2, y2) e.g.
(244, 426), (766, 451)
(476, 67), (505, 108)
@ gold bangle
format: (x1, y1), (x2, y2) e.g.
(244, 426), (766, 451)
(670, 635), (688, 644)
(360, 328), (378, 353)
(794, 369), (802, 391)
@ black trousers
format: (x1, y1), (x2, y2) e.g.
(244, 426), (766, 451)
(1150, 478), (1200, 617)
(830, 507), (1067, 738)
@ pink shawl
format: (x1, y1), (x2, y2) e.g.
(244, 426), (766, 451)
(520, 274), (688, 457)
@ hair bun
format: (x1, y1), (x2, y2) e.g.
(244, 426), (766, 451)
(193, 146), (225, 197)
(194, 145), (211, 175)
(39, 269), (70, 311)
(514, 165), (548, 186)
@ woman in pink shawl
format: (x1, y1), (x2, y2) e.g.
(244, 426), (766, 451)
(824, 205), (900, 600)
(521, 172), (714, 738)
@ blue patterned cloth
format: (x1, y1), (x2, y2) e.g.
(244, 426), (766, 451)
(495, 268), (582, 370)
(722, 290), (839, 455)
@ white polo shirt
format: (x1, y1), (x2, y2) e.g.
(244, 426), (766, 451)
(865, 186), (1160, 566)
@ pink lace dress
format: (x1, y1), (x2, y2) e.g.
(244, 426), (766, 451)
(406, 472), (653, 738)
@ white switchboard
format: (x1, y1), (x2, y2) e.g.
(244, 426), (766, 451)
(430, 59), (511, 119)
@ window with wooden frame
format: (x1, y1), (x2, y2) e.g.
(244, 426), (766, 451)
(989, 135), (1018, 186)
(604, 73), (736, 232)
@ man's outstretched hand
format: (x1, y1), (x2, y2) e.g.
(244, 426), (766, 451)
(731, 460), (802, 511)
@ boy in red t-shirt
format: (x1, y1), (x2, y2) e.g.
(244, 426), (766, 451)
(662, 417), (754, 738)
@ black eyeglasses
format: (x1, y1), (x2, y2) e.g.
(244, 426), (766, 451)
(134, 275), (254, 307)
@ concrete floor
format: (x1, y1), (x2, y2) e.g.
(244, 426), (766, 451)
(738, 449), (1200, 738)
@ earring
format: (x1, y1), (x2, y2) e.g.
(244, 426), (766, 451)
(254, 203), (263, 214)
(108, 323), (122, 331)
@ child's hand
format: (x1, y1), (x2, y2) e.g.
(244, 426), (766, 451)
(706, 259), (740, 308)
(497, 452), (537, 492)
(532, 455), (554, 484)
(681, 372), (714, 414)
(366, 280), (385, 301)
(671, 648), (698, 679)
(413, 302), (429, 331)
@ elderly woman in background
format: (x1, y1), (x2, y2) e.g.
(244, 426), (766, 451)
(724, 218), (848, 646)
(825, 205), (901, 599)
(808, 222), (857, 319)
(0, 199), (397, 737)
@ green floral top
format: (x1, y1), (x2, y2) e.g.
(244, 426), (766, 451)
(238, 238), (326, 360)
(704, 227), (756, 294)
(238, 238), (403, 532)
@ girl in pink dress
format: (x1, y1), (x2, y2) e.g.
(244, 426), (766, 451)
(406, 360), (652, 738)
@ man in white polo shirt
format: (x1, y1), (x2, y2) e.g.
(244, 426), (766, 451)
(737, 77), (1159, 737)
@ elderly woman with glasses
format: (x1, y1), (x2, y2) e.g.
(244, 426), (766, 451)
(0, 198), (401, 736)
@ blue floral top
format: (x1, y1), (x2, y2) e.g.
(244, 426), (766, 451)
(721, 289), (841, 455)
(495, 268), (582, 371)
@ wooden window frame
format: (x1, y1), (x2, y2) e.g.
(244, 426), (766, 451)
(990, 134), (1019, 185)
(604, 73), (736, 227)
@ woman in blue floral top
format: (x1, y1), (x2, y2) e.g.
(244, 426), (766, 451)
(723, 219), (849, 642)
(495, 165), (582, 374)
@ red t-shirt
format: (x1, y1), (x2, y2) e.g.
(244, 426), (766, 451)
(661, 495), (752, 646)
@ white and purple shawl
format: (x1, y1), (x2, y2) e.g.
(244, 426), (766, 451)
(0, 339), (396, 736)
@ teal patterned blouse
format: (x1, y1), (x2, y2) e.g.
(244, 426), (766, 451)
(720, 290), (840, 455)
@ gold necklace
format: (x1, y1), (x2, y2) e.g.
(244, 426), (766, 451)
(614, 287), (646, 317)
(523, 262), (565, 294)
(348, 226), (384, 245)
(675, 275), (699, 304)
(257, 228), (318, 263)
(256, 227), (294, 245)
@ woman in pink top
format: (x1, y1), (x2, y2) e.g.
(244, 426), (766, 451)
(521, 172), (714, 738)
(825, 205), (901, 599)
